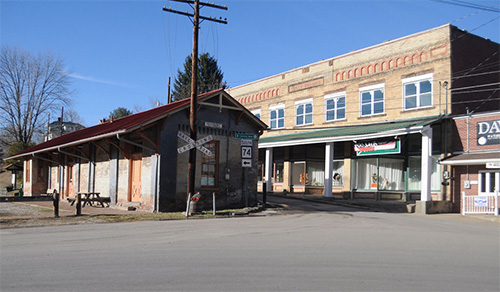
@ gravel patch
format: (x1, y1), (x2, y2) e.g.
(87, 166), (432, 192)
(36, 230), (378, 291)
(0, 202), (52, 217)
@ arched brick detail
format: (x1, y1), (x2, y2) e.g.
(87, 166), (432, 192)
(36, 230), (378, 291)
(348, 69), (353, 79)
(367, 65), (372, 74)
(259, 93), (263, 100)
(271, 89), (276, 97)
(395, 57), (403, 67)
(354, 68), (360, 77)
(380, 62), (387, 71)
(374, 63), (380, 73)
(420, 50), (428, 61)
(342, 71), (347, 80)
(276, 88), (280, 96)
(335, 72), (342, 81)
(360, 66), (367, 76)
(388, 59), (395, 69)
(404, 54), (412, 65)
(267, 90), (272, 98)
(412, 53), (420, 64)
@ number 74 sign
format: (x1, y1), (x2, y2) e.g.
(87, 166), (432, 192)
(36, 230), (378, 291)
(241, 146), (252, 159)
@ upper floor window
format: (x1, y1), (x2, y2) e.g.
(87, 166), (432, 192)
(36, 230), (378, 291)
(251, 109), (261, 120)
(360, 84), (384, 117)
(325, 92), (346, 122)
(295, 99), (313, 126)
(403, 73), (433, 110)
(269, 104), (285, 129)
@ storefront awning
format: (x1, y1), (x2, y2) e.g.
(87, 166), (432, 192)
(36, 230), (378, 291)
(259, 115), (443, 148)
(439, 151), (500, 166)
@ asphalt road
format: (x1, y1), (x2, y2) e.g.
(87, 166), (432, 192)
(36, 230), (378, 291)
(1, 195), (499, 292)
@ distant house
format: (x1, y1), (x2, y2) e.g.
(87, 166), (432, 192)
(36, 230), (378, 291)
(7, 90), (267, 212)
(44, 118), (85, 141)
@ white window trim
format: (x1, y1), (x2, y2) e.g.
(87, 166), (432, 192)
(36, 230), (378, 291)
(402, 73), (434, 111)
(324, 92), (346, 122)
(251, 109), (261, 119)
(295, 98), (313, 126)
(479, 171), (499, 195)
(359, 83), (385, 117)
(269, 104), (285, 130)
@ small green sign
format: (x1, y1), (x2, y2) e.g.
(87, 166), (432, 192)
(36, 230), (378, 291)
(235, 133), (258, 140)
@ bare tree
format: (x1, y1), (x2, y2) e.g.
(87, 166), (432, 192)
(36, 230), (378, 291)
(0, 46), (71, 145)
(64, 108), (85, 125)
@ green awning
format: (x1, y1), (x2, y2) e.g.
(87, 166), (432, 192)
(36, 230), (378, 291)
(259, 115), (444, 148)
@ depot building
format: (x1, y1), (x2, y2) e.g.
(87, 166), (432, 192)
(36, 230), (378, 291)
(8, 90), (267, 212)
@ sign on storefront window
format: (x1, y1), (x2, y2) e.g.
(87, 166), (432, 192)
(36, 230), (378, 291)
(354, 139), (401, 156)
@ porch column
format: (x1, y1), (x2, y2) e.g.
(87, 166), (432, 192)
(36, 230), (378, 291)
(265, 148), (273, 193)
(421, 126), (433, 202)
(324, 142), (334, 198)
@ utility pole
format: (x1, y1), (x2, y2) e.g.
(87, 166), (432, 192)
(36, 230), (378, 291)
(163, 0), (227, 202)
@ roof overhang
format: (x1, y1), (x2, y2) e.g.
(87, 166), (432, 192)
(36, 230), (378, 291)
(5, 129), (128, 161)
(439, 151), (500, 166)
(258, 116), (442, 149)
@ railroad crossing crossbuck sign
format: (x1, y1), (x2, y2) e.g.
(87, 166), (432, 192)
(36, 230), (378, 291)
(177, 132), (212, 156)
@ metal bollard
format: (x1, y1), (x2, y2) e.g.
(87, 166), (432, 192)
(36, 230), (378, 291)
(76, 193), (82, 216)
(52, 189), (59, 218)
(213, 192), (216, 216)
(263, 182), (267, 207)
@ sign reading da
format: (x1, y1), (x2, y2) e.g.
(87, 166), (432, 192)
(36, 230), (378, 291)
(477, 119), (500, 146)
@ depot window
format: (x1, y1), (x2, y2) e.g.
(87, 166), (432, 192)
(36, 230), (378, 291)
(201, 141), (219, 188)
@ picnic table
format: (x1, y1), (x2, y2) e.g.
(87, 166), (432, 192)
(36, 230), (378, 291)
(67, 192), (110, 208)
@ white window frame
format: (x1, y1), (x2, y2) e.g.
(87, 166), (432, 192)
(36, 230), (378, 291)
(324, 92), (346, 122)
(251, 109), (261, 120)
(479, 171), (499, 195)
(269, 104), (285, 130)
(402, 73), (433, 111)
(359, 83), (385, 117)
(295, 98), (313, 126)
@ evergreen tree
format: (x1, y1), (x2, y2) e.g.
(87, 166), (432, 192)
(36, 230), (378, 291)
(172, 53), (226, 101)
(109, 107), (133, 120)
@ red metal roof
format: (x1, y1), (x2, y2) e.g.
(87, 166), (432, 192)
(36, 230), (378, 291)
(9, 89), (228, 159)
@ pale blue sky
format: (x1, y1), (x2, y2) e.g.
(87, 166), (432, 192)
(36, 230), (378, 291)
(1, 0), (499, 126)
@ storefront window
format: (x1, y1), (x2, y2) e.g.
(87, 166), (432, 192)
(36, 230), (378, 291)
(408, 156), (441, 191)
(353, 158), (377, 190)
(307, 162), (324, 186)
(378, 158), (404, 191)
(274, 162), (284, 183)
(291, 162), (306, 185)
(332, 161), (344, 187)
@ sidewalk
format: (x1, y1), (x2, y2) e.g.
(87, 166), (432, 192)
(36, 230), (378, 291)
(267, 192), (500, 223)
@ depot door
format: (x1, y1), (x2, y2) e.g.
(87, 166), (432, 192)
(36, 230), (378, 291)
(129, 153), (142, 202)
(65, 163), (75, 199)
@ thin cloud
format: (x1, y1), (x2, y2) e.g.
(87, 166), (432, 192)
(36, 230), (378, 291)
(69, 73), (138, 88)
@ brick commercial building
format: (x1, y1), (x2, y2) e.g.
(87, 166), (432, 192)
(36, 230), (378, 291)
(7, 90), (267, 212)
(441, 111), (500, 214)
(228, 24), (499, 214)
